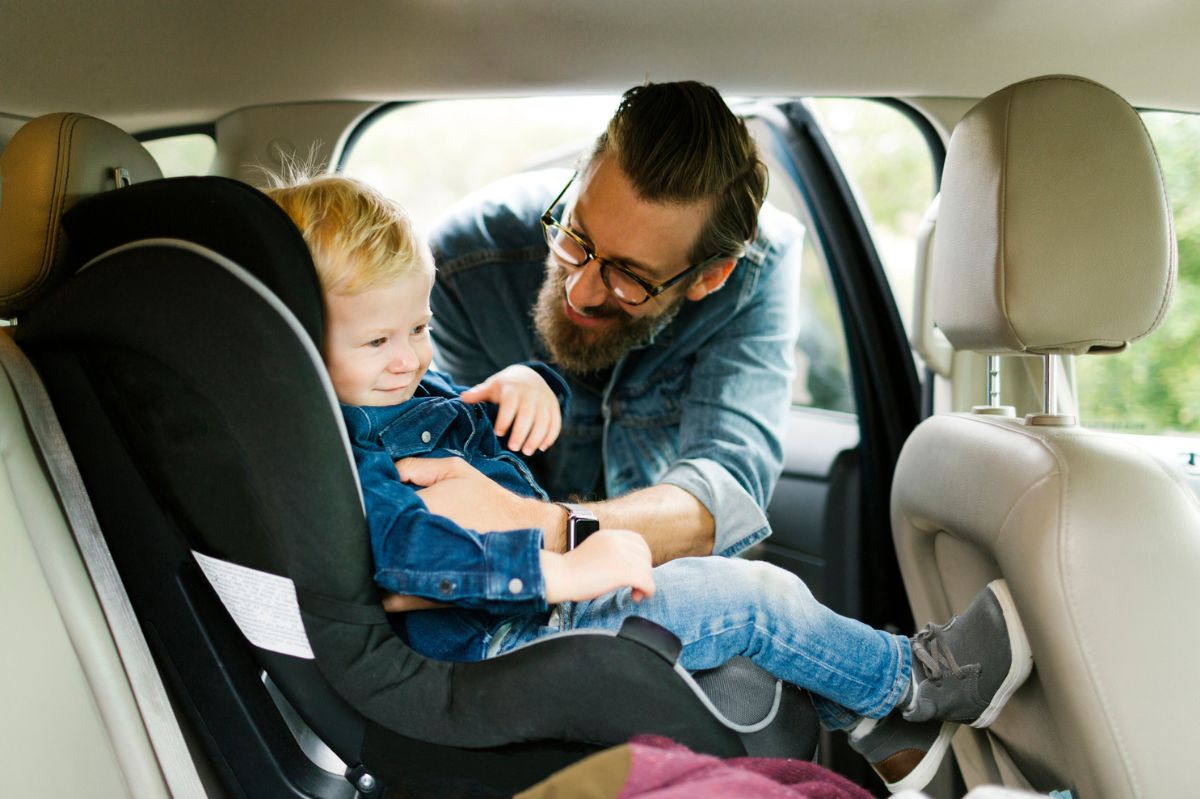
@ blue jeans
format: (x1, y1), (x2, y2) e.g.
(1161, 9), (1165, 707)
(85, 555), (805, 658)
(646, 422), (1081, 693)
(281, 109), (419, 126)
(491, 557), (912, 729)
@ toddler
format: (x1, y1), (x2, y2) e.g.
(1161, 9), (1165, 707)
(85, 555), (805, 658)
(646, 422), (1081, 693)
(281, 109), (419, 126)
(267, 174), (1034, 793)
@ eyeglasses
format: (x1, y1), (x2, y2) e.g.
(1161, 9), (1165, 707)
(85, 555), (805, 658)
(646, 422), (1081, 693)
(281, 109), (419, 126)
(540, 174), (716, 307)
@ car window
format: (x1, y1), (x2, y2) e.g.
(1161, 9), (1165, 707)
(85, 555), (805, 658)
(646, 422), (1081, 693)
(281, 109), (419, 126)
(141, 132), (215, 177)
(1076, 111), (1200, 437)
(341, 98), (618, 236)
(792, 220), (855, 413)
(809, 98), (938, 340)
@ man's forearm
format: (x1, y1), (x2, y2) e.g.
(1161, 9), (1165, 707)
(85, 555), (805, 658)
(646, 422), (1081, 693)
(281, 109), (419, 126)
(399, 456), (711, 563)
(582, 484), (714, 565)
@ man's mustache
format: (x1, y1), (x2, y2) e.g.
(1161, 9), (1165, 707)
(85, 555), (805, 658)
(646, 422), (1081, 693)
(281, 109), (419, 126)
(561, 282), (629, 320)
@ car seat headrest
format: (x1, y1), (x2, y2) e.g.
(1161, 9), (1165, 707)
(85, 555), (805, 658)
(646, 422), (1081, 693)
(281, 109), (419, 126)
(62, 176), (325, 346)
(932, 75), (1177, 356)
(0, 112), (162, 316)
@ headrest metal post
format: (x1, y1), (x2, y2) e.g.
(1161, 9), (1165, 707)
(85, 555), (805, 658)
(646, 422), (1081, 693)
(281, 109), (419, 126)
(1043, 354), (1058, 416)
(986, 355), (1001, 407)
(1026, 352), (1075, 426)
(971, 355), (1015, 417)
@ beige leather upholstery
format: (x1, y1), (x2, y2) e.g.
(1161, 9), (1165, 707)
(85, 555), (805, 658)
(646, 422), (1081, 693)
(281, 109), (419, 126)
(893, 75), (1196, 798)
(0, 113), (160, 316)
(933, 76), (1176, 355)
(0, 115), (172, 794)
(895, 416), (1200, 796)
(0, 336), (167, 797)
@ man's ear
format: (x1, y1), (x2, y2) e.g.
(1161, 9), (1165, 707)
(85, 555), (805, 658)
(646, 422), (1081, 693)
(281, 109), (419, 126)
(685, 259), (737, 301)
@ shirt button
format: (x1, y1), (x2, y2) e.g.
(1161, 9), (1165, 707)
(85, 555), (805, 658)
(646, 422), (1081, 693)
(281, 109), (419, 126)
(438, 579), (455, 595)
(421, 430), (432, 444)
(507, 578), (524, 594)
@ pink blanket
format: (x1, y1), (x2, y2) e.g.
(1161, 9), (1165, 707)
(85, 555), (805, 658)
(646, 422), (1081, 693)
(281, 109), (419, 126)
(618, 736), (873, 799)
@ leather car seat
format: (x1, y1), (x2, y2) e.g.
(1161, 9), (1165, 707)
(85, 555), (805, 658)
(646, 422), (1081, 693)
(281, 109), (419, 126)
(891, 75), (1198, 798)
(0, 112), (819, 797)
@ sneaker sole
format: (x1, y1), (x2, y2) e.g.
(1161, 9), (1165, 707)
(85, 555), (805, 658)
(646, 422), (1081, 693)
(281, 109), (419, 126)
(970, 579), (1033, 729)
(885, 721), (956, 794)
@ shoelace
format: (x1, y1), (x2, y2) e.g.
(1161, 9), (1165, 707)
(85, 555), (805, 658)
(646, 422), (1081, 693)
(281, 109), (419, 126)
(911, 617), (963, 681)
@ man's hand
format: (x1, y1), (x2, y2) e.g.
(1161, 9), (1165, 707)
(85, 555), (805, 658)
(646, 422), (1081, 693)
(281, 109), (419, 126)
(460, 365), (562, 455)
(539, 529), (656, 604)
(396, 456), (567, 549)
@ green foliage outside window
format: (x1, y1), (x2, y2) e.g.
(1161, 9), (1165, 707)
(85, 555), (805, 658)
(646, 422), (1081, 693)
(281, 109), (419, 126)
(1077, 112), (1200, 436)
(810, 98), (936, 339)
(800, 99), (936, 413)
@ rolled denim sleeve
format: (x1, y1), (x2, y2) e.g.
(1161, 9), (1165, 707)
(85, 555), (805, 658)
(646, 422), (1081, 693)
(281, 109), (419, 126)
(660, 458), (771, 557)
(357, 446), (548, 615)
(661, 211), (803, 557)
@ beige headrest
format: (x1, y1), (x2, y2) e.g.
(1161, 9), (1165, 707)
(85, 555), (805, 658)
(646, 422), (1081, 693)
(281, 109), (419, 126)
(0, 113), (162, 317)
(932, 75), (1176, 355)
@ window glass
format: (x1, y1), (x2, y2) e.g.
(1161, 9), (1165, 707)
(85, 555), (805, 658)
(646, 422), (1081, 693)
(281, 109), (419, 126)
(793, 234), (854, 412)
(742, 116), (854, 413)
(808, 99), (937, 338)
(342, 98), (618, 236)
(142, 132), (215, 177)
(1076, 112), (1200, 436)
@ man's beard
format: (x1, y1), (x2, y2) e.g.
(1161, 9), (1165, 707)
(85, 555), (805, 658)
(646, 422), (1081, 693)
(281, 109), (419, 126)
(532, 260), (685, 374)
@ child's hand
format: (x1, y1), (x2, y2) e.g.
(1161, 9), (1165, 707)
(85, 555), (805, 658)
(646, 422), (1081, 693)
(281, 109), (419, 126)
(539, 529), (656, 604)
(380, 593), (448, 612)
(460, 365), (561, 456)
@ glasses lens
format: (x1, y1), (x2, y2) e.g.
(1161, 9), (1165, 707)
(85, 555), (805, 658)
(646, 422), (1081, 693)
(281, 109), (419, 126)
(544, 224), (589, 266)
(600, 264), (650, 305)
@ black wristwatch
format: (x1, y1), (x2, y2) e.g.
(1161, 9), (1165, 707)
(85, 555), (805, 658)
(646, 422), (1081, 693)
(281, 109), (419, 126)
(556, 502), (600, 550)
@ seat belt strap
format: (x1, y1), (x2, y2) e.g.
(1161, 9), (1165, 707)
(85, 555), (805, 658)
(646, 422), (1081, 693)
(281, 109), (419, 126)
(0, 331), (206, 799)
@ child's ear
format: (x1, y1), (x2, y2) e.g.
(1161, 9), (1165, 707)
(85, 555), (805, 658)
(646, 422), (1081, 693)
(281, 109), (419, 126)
(685, 259), (737, 302)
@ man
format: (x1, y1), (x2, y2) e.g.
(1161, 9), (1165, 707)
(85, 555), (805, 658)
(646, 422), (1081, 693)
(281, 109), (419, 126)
(405, 80), (802, 564)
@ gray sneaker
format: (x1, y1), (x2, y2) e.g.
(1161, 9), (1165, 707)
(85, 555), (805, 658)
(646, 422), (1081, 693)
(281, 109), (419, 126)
(904, 579), (1034, 728)
(848, 710), (955, 793)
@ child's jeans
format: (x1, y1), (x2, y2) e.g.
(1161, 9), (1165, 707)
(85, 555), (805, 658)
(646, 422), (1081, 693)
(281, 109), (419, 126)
(491, 556), (912, 730)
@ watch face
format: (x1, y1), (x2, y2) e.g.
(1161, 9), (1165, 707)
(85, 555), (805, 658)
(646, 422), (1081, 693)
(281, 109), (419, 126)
(566, 507), (601, 549)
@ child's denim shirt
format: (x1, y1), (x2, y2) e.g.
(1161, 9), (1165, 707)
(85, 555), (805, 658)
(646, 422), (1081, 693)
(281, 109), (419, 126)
(341, 366), (569, 661)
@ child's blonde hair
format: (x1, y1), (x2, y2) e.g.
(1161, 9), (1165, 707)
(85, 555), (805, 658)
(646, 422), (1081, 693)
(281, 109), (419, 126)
(265, 173), (432, 294)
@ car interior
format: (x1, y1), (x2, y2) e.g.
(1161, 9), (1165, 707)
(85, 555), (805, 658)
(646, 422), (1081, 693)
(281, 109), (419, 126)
(3, 3), (1199, 798)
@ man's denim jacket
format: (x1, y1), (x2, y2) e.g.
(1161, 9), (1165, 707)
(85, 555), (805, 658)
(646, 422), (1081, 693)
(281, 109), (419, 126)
(429, 170), (803, 557)
(341, 366), (568, 661)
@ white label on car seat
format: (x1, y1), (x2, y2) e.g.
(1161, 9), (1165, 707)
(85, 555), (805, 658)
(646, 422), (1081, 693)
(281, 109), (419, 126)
(192, 551), (315, 660)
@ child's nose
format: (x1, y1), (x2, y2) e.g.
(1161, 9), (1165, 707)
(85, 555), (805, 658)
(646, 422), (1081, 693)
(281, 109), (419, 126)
(565, 260), (609, 310)
(388, 343), (419, 372)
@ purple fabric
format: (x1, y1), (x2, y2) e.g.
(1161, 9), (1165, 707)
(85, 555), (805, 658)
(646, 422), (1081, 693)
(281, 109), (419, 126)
(618, 736), (872, 799)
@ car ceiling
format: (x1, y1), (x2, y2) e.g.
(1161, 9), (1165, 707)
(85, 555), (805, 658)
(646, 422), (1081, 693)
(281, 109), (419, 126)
(2, 0), (1199, 133)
